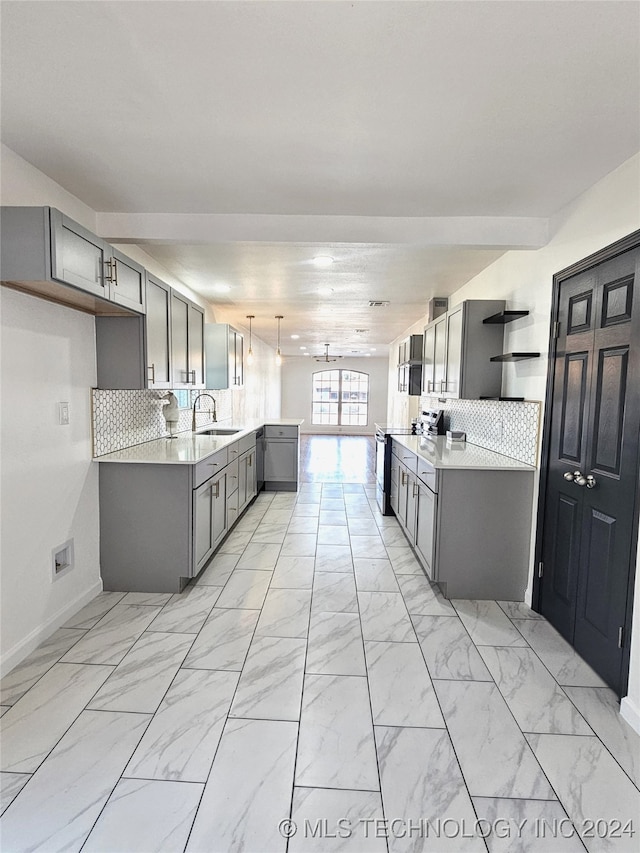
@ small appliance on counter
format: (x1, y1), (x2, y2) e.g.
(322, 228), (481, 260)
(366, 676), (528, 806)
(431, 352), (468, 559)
(419, 409), (445, 437)
(446, 429), (466, 443)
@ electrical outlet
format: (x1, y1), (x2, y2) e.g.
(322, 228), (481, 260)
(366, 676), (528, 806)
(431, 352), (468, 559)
(58, 402), (70, 425)
(493, 419), (503, 438)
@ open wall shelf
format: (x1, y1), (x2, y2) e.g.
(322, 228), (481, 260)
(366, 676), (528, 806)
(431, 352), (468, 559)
(483, 310), (530, 324)
(490, 352), (540, 362)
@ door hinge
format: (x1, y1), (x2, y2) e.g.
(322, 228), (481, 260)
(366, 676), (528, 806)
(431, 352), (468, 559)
(618, 627), (624, 649)
(538, 561), (544, 578)
(553, 321), (560, 339)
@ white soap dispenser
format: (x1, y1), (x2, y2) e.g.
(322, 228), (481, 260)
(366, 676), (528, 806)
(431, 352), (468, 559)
(161, 392), (181, 438)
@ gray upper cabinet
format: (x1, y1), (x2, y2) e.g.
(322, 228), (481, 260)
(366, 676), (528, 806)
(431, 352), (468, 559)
(145, 275), (172, 388)
(397, 333), (423, 396)
(189, 302), (205, 387)
(0, 206), (149, 317)
(204, 324), (244, 389)
(422, 314), (447, 394)
(423, 299), (505, 400)
(171, 292), (205, 388)
(50, 209), (110, 298)
(96, 274), (205, 390)
(108, 247), (146, 314)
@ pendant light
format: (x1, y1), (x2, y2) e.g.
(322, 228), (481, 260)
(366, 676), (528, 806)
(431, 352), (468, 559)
(246, 315), (255, 365)
(275, 315), (283, 366)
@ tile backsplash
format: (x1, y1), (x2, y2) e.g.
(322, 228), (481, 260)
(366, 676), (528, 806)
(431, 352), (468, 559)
(93, 389), (233, 457)
(420, 396), (541, 467)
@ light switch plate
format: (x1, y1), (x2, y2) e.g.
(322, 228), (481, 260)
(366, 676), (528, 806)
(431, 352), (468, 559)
(58, 402), (70, 425)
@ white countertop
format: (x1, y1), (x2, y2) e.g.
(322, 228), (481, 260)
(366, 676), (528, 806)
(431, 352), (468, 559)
(95, 419), (304, 465)
(392, 435), (536, 472)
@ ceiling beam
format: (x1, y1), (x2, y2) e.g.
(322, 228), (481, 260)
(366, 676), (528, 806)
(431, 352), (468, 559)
(96, 212), (549, 249)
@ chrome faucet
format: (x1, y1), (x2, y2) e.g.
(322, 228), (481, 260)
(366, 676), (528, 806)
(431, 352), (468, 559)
(192, 393), (217, 431)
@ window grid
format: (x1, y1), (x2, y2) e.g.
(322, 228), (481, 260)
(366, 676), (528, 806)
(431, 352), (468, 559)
(312, 370), (369, 426)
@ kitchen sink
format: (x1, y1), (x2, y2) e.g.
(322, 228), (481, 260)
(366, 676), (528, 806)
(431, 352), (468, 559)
(199, 428), (241, 436)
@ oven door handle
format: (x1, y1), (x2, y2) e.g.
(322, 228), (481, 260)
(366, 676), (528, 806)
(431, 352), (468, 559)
(375, 434), (386, 444)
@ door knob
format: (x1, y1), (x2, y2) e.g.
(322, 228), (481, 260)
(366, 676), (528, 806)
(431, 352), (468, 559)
(585, 474), (597, 489)
(574, 474), (589, 487)
(564, 470), (582, 482)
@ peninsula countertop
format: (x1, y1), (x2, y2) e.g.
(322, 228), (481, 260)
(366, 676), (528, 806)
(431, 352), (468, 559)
(94, 419), (304, 465)
(391, 434), (536, 471)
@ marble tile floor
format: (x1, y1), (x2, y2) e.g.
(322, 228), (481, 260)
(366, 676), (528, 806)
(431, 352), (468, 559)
(1, 484), (639, 853)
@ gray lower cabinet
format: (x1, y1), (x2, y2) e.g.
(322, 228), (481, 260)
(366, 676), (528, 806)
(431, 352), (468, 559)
(99, 438), (261, 593)
(239, 447), (257, 512)
(194, 469), (227, 574)
(391, 439), (534, 600)
(263, 425), (299, 490)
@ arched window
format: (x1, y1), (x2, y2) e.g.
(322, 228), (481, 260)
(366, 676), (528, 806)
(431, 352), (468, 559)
(312, 370), (369, 426)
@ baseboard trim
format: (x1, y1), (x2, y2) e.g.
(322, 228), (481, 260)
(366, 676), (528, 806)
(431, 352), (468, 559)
(0, 579), (103, 678)
(620, 695), (640, 735)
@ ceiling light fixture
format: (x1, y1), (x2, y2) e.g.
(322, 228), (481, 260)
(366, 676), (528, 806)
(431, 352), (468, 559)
(213, 283), (231, 293)
(275, 315), (283, 366)
(291, 334), (300, 340)
(299, 346), (307, 350)
(312, 255), (334, 267)
(318, 287), (334, 296)
(246, 315), (255, 365)
(315, 343), (343, 363)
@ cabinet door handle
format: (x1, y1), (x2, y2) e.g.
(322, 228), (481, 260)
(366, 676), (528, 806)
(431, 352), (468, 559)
(104, 258), (115, 284)
(211, 481), (220, 498)
(231, 475), (237, 480)
(230, 449), (238, 455)
(147, 363), (155, 383)
(413, 483), (418, 497)
(208, 461), (219, 467)
(189, 369), (197, 384)
(248, 456), (252, 467)
(401, 471), (407, 485)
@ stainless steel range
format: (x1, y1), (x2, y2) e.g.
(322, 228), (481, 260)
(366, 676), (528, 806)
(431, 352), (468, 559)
(375, 412), (445, 515)
(374, 424), (413, 515)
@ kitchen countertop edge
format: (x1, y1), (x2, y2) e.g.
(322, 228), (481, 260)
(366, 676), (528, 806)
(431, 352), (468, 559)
(391, 434), (536, 472)
(94, 419), (304, 465)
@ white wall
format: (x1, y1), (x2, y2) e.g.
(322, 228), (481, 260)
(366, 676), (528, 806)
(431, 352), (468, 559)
(0, 147), (105, 673)
(0, 289), (102, 673)
(0, 146), (281, 673)
(386, 152), (640, 725)
(281, 356), (388, 434)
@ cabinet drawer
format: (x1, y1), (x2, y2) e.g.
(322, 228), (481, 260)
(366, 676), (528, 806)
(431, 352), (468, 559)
(416, 462), (438, 494)
(397, 449), (417, 474)
(194, 448), (228, 489)
(226, 458), (239, 495)
(238, 432), (256, 455)
(264, 425), (298, 439)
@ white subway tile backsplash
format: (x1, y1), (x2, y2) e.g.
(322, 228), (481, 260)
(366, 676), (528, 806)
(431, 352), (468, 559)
(93, 390), (233, 457)
(420, 396), (540, 467)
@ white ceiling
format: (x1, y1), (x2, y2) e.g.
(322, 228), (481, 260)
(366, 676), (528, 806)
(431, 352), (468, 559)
(1, 0), (639, 355)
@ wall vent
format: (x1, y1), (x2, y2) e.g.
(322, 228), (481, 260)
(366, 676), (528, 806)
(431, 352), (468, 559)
(52, 539), (75, 580)
(368, 301), (389, 307)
